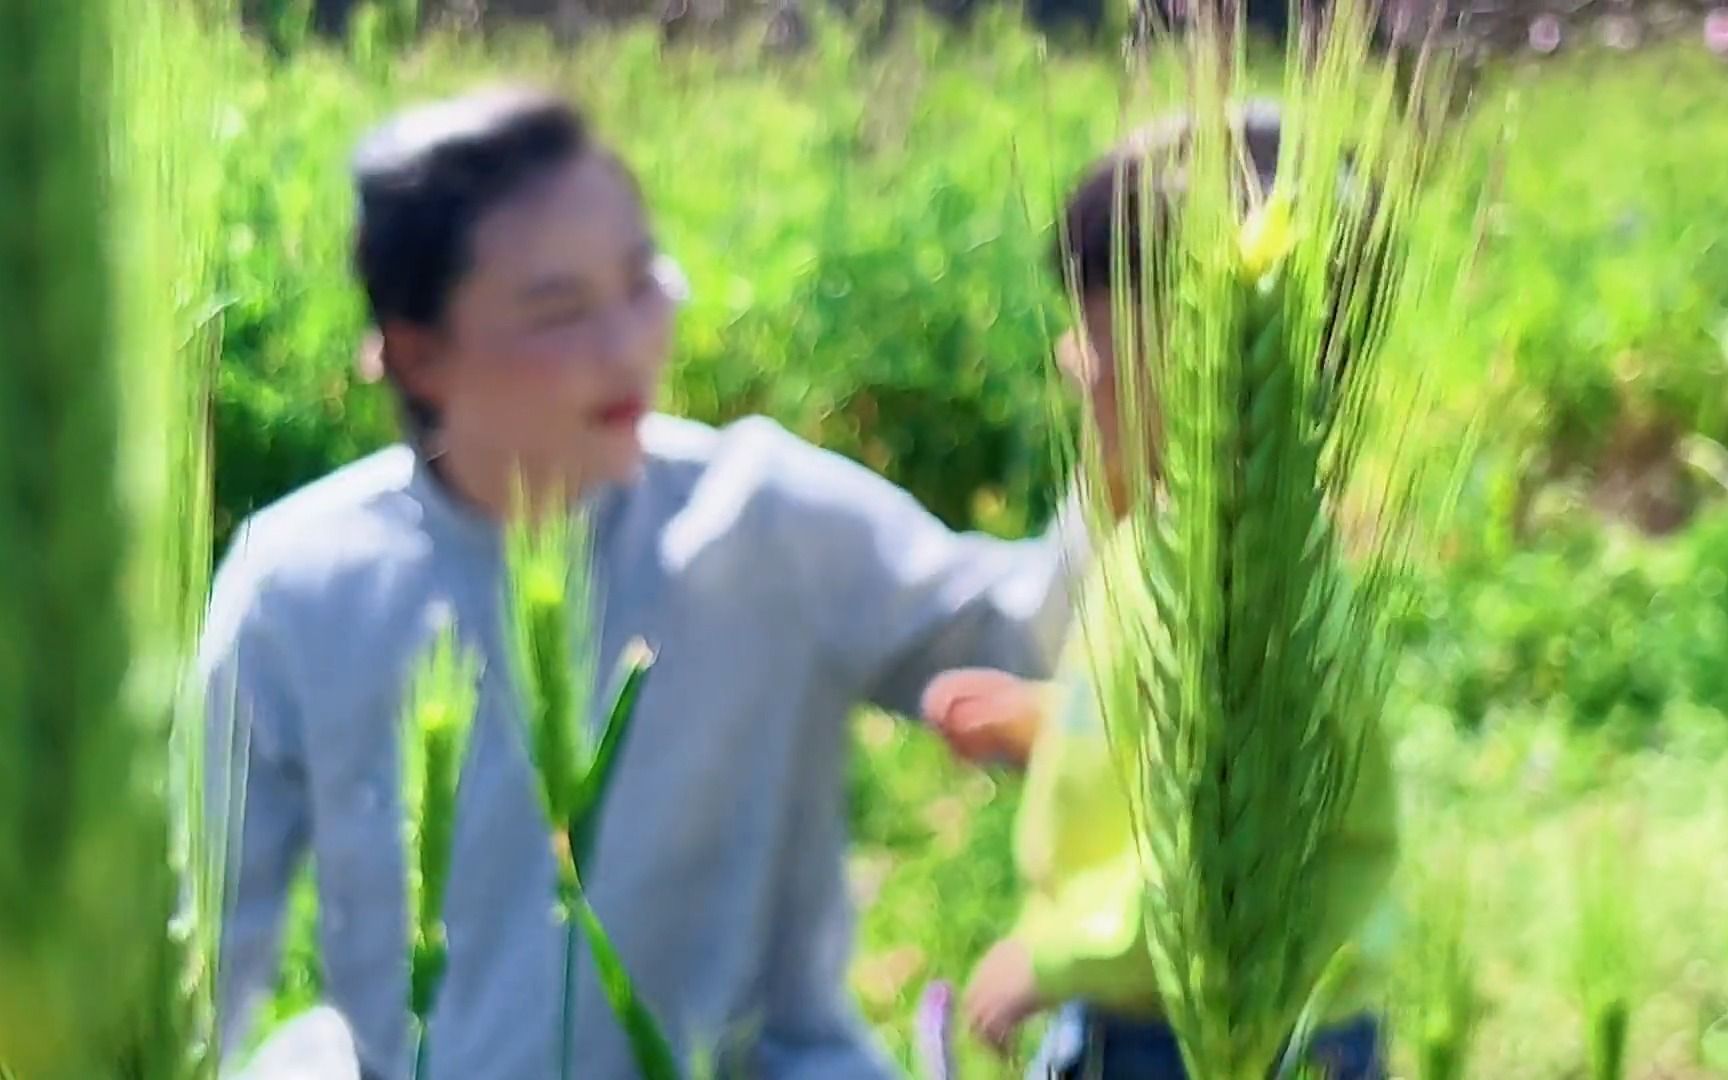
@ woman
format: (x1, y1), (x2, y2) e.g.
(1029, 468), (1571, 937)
(202, 86), (1093, 1079)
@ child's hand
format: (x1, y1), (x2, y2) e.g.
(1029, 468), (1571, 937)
(962, 938), (1045, 1056)
(920, 668), (1044, 767)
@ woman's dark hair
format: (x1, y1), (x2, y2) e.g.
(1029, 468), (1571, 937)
(352, 85), (594, 329)
(348, 86), (605, 443)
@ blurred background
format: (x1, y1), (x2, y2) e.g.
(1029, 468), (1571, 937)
(198, 0), (1728, 1075)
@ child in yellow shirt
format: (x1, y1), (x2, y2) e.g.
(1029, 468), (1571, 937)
(920, 101), (1399, 1079)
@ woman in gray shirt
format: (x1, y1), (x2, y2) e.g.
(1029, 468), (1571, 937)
(203, 86), (1092, 1079)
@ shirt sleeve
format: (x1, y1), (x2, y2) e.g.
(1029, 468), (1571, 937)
(199, 527), (313, 1065)
(1016, 852), (1159, 1011)
(779, 428), (1094, 718)
(1007, 678), (1161, 1010)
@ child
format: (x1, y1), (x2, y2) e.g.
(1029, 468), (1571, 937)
(922, 101), (1400, 1080)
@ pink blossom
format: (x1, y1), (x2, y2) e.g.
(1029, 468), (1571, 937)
(1529, 14), (1563, 53)
(1707, 8), (1728, 56)
(914, 981), (955, 1080)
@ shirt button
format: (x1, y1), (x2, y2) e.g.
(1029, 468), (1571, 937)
(326, 904), (347, 934)
(360, 784), (383, 813)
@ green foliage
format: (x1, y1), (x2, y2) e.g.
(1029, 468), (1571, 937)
(0, 0), (226, 1074)
(1447, 48), (1728, 473)
(196, 16), (1728, 561)
(200, 10), (1140, 550)
(569, 642), (655, 869)
(1394, 835), (1480, 1080)
(346, 0), (421, 66)
(1403, 509), (1728, 734)
(119, 5), (233, 1077)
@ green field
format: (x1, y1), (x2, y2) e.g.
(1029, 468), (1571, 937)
(182, 10), (1728, 1078)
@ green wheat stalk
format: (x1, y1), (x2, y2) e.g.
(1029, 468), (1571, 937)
(117, 3), (234, 1078)
(0, 0), (129, 1026)
(1393, 832), (1479, 1080)
(400, 615), (481, 1080)
(0, 0), (230, 1076)
(504, 496), (681, 1080)
(1572, 810), (1640, 1080)
(0, 0), (158, 1072)
(1059, 1), (1467, 1076)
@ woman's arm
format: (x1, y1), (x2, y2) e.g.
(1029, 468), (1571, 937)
(772, 422), (1093, 718)
(199, 532), (314, 1066)
(1006, 692), (1160, 1012)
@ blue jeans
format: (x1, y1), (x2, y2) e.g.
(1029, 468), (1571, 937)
(1027, 1003), (1386, 1080)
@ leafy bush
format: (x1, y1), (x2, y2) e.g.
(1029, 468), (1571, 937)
(1401, 504), (1728, 734)
(205, 17), (1728, 553)
(206, 12), (1120, 545)
(1450, 46), (1728, 471)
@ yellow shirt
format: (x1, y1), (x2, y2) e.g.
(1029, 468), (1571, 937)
(1007, 527), (1402, 1022)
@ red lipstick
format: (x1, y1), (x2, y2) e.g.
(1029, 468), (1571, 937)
(595, 396), (646, 426)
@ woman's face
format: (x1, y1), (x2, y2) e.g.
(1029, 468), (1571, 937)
(404, 152), (677, 501)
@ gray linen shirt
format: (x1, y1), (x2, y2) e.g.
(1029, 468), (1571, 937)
(201, 412), (1088, 1080)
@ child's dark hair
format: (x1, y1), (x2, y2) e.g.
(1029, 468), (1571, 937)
(350, 86), (607, 440)
(1055, 100), (1285, 298)
(1055, 100), (1398, 386)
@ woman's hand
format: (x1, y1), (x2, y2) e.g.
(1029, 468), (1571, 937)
(963, 938), (1046, 1056)
(920, 668), (1045, 768)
